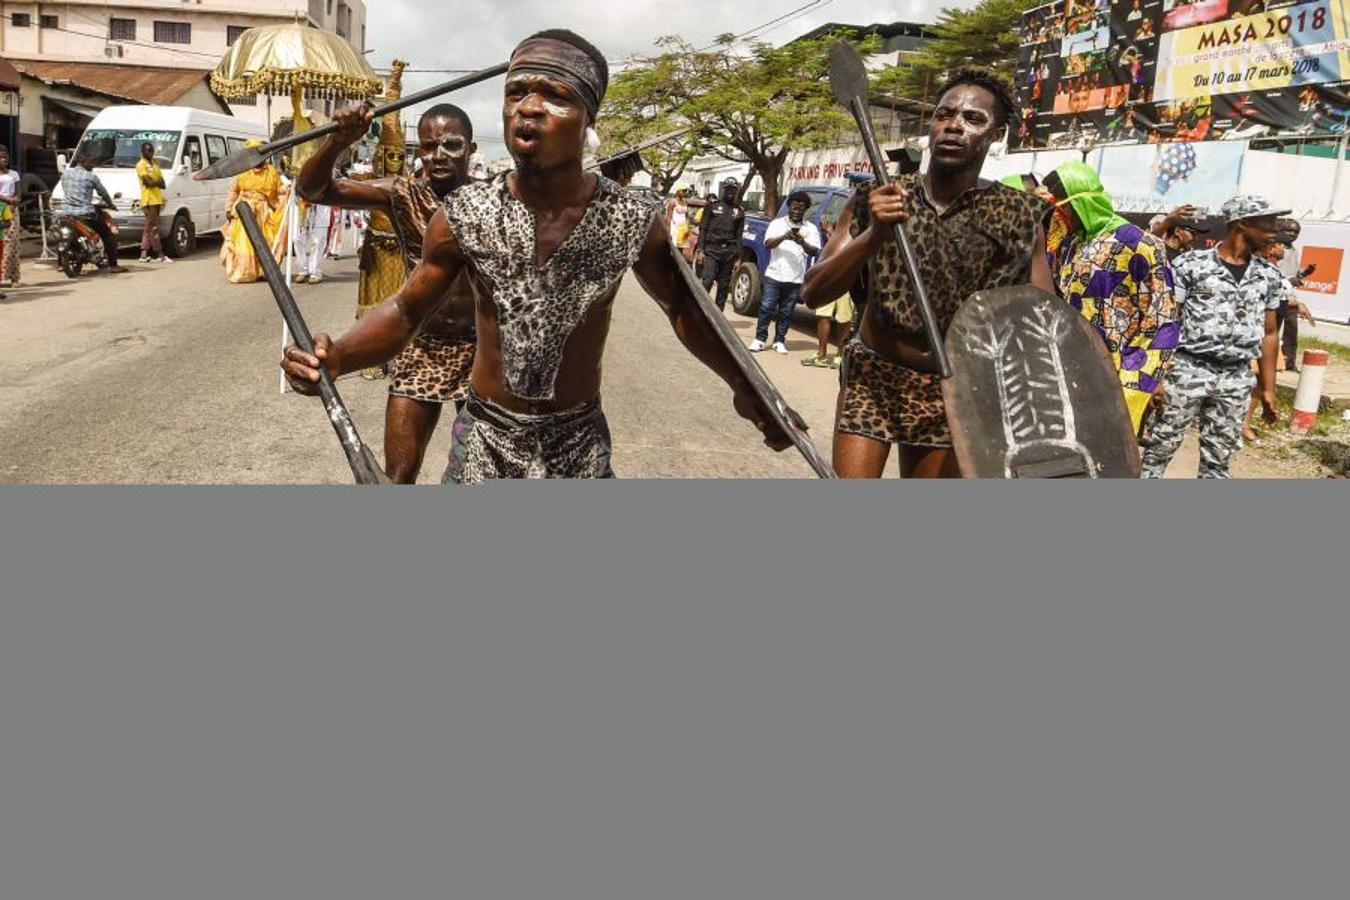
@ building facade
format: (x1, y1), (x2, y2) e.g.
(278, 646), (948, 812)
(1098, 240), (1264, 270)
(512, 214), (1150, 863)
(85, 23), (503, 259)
(1, 0), (366, 176)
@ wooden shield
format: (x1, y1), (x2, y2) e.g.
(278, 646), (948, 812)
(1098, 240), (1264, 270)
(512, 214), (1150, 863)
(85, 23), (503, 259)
(942, 285), (1141, 479)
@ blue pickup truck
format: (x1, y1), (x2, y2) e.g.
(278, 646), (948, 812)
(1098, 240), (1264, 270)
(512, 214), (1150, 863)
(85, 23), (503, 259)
(727, 184), (858, 317)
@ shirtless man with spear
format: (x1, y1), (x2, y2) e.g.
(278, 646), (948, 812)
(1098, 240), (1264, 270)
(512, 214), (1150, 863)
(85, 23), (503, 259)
(281, 30), (802, 481)
(296, 102), (479, 483)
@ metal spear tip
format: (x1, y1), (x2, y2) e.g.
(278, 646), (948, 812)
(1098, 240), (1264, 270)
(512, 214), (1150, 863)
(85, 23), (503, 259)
(828, 40), (869, 108)
(194, 146), (266, 181)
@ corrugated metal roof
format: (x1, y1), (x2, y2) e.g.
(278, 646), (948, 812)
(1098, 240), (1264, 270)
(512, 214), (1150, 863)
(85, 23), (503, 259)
(0, 57), (22, 92)
(12, 60), (219, 107)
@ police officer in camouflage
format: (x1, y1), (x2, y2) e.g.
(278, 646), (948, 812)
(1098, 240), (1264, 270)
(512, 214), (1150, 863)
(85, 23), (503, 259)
(1141, 195), (1289, 478)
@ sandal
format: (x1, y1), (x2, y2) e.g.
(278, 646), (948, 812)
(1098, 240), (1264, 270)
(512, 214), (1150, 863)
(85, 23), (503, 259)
(800, 354), (829, 367)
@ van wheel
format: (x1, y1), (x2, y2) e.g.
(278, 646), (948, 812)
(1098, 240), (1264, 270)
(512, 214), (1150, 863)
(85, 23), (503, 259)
(166, 212), (196, 258)
(730, 264), (762, 317)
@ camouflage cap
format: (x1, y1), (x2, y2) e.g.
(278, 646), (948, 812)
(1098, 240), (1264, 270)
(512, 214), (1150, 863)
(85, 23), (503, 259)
(1221, 194), (1292, 224)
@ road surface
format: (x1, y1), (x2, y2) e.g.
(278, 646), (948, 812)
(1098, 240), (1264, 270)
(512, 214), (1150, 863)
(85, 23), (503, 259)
(1, 242), (884, 483)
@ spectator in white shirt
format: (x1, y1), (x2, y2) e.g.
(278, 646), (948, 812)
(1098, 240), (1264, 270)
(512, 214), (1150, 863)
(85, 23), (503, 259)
(749, 190), (821, 354)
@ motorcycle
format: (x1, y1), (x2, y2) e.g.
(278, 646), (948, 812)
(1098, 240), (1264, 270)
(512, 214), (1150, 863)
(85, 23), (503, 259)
(51, 203), (117, 278)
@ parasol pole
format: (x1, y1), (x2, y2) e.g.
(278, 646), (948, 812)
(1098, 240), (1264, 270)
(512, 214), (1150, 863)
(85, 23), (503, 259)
(280, 188), (299, 394)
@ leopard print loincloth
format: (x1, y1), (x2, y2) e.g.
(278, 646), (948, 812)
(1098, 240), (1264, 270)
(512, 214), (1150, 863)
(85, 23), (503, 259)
(837, 341), (951, 447)
(442, 390), (614, 483)
(388, 334), (476, 404)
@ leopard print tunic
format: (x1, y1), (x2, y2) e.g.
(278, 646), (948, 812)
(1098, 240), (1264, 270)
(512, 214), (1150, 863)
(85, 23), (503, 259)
(442, 173), (657, 401)
(389, 175), (441, 271)
(391, 175), (467, 340)
(868, 176), (1045, 336)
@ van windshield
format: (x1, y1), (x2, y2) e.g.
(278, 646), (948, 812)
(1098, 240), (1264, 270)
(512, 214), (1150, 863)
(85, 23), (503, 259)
(76, 130), (181, 168)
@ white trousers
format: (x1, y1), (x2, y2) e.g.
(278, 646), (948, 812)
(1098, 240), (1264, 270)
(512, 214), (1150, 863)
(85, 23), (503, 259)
(296, 204), (332, 276)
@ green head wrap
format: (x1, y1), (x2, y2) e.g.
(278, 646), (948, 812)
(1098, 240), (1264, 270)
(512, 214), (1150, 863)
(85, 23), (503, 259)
(1047, 161), (1127, 242)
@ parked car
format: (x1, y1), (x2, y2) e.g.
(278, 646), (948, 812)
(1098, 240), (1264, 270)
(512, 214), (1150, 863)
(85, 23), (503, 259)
(51, 106), (268, 256)
(728, 185), (857, 316)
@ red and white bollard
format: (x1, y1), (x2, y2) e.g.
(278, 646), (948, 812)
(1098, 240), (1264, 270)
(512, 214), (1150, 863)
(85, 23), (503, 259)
(1290, 349), (1330, 435)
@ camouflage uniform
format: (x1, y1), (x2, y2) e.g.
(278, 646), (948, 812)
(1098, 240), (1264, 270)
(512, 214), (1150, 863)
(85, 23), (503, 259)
(1140, 247), (1288, 478)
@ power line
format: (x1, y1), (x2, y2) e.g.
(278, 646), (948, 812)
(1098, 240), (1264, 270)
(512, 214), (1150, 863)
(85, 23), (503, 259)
(743, 0), (838, 42)
(695, 0), (825, 51)
(375, 1), (832, 74)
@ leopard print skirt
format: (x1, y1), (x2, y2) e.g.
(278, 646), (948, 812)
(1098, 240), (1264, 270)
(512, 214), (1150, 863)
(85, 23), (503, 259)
(388, 334), (476, 404)
(837, 340), (951, 448)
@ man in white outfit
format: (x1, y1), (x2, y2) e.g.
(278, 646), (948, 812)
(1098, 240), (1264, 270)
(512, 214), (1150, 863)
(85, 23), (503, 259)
(293, 200), (333, 284)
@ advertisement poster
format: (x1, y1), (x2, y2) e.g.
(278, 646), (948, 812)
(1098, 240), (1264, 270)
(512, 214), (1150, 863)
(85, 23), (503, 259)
(1289, 220), (1350, 319)
(1096, 141), (1246, 208)
(1014, 0), (1350, 149)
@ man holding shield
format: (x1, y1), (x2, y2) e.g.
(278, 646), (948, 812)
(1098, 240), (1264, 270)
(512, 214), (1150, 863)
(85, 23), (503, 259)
(802, 69), (1054, 478)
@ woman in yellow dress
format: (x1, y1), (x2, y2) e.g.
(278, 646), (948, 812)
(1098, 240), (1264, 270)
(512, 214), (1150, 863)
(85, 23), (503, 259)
(220, 141), (289, 283)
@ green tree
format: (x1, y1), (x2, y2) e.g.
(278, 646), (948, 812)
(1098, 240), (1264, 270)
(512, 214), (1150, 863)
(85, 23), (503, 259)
(599, 57), (702, 194)
(602, 32), (876, 214)
(881, 0), (1040, 101)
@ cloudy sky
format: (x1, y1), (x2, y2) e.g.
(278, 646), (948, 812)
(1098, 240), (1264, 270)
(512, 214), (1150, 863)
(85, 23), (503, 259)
(365, 0), (957, 159)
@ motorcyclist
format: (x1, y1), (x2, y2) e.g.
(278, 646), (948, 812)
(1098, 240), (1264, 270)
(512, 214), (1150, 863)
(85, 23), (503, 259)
(60, 150), (124, 273)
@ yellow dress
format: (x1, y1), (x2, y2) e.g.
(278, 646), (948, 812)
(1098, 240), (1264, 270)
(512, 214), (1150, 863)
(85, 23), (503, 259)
(220, 165), (289, 284)
(356, 206), (407, 319)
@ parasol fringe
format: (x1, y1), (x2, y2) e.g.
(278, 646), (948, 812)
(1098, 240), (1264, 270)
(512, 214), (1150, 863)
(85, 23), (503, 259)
(210, 66), (383, 102)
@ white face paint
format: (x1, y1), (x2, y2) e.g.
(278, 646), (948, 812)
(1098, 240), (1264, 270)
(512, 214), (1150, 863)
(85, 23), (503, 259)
(505, 75), (582, 119)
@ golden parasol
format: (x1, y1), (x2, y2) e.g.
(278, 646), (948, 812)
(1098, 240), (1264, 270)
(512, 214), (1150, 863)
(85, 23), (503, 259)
(210, 23), (383, 103)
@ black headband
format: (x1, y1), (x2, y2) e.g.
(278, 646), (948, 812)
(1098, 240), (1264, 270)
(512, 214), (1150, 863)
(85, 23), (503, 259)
(509, 38), (606, 119)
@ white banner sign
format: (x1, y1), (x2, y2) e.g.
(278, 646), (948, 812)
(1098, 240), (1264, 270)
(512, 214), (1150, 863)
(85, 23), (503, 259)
(783, 143), (907, 189)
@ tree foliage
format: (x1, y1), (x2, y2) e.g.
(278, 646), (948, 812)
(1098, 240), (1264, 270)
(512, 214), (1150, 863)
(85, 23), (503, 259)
(881, 0), (1039, 100)
(598, 54), (703, 194)
(601, 32), (879, 212)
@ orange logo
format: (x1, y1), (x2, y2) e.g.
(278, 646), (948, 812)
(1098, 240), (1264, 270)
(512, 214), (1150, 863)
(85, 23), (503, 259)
(1296, 246), (1343, 295)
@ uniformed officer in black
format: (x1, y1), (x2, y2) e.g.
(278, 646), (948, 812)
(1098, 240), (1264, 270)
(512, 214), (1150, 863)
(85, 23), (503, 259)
(696, 177), (746, 311)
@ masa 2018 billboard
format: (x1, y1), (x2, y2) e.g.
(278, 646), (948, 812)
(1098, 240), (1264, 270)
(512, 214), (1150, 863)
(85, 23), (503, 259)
(1014, 0), (1350, 148)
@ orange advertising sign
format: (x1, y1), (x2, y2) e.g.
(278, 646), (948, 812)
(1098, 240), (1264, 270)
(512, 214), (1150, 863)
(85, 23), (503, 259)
(1296, 245), (1344, 295)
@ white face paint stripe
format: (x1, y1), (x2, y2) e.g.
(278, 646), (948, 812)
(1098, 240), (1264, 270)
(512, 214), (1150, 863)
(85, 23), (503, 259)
(505, 75), (583, 119)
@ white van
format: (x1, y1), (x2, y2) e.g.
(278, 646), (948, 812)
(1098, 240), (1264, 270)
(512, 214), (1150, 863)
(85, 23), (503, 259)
(52, 106), (268, 257)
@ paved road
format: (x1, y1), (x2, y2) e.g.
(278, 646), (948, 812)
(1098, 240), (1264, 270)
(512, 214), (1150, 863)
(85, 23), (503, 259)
(1, 242), (886, 483)
(7, 239), (1314, 482)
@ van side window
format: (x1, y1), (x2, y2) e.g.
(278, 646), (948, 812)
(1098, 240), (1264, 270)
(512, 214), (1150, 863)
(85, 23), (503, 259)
(803, 191), (827, 222)
(226, 137), (247, 156)
(821, 193), (849, 234)
(183, 136), (203, 172)
(205, 135), (227, 163)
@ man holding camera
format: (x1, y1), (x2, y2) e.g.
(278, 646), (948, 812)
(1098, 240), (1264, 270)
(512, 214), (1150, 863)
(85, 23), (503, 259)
(750, 190), (820, 354)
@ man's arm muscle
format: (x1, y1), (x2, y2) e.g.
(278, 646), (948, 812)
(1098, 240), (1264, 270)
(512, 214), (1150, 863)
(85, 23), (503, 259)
(332, 212), (467, 373)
